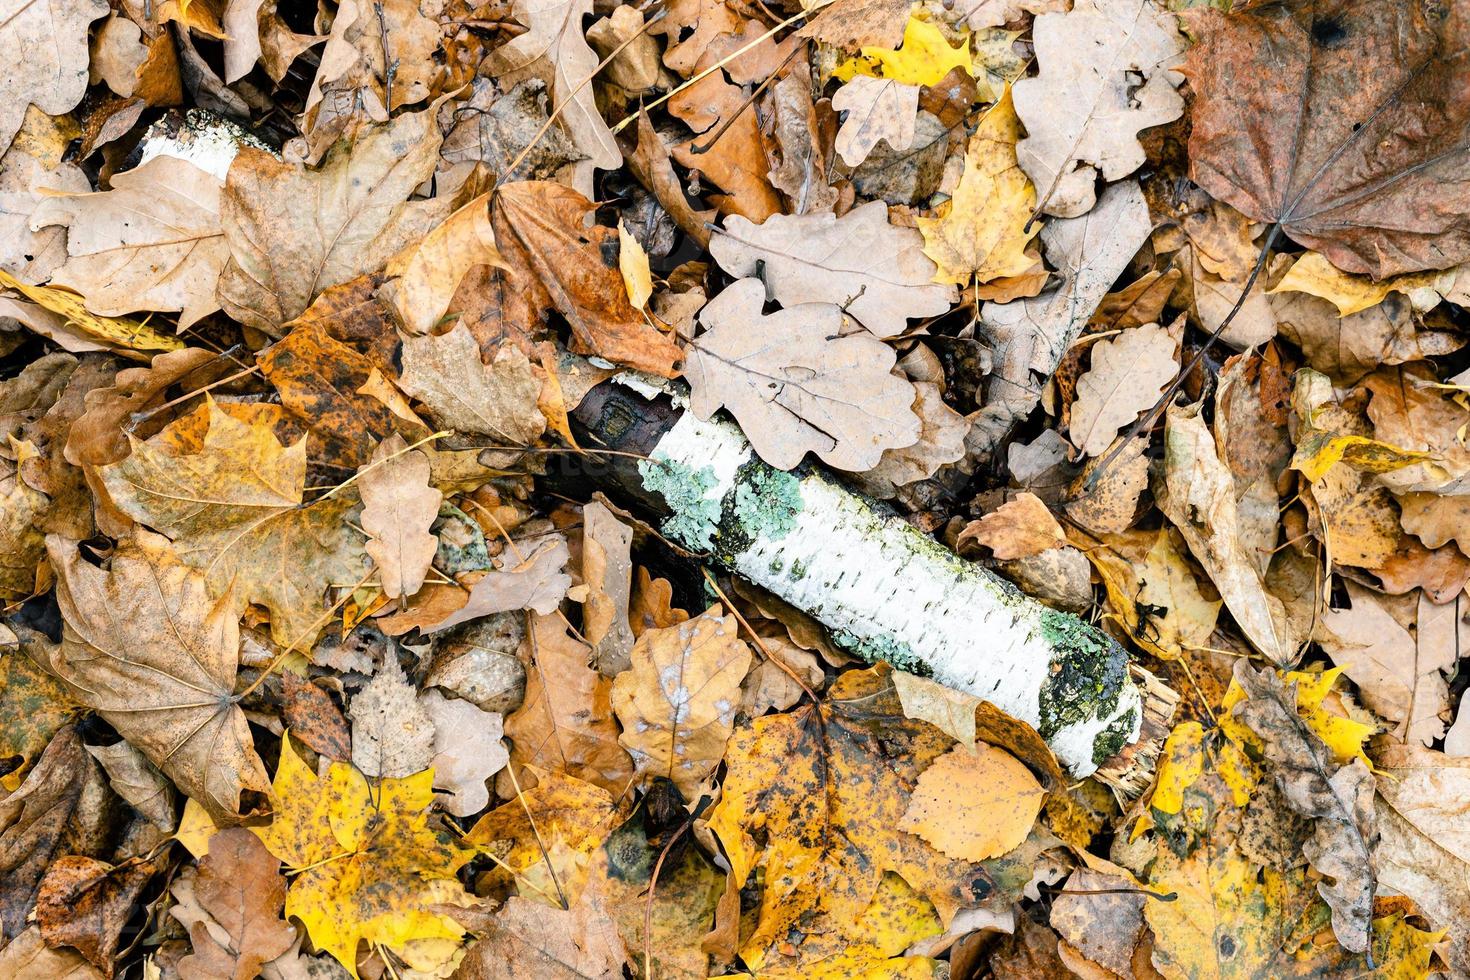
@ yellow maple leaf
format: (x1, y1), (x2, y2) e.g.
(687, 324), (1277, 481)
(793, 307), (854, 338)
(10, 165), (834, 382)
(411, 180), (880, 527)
(833, 16), (974, 88)
(253, 736), (474, 977)
(917, 89), (1040, 287)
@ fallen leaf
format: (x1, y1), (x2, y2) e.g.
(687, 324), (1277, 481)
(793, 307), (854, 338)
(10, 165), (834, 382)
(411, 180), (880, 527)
(956, 492), (1065, 560)
(1156, 402), (1303, 665)
(503, 612), (636, 795)
(897, 742), (1046, 862)
(177, 829), (297, 980)
(97, 399), (367, 646)
(416, 535), (571, 633)
(830, 75), (919, 168)
(0, 109), (91, 283)
(669, 73), (782, 223)
(1068, 323), (1177, 457)
(36, 854), (157, 978)
(1013, 0), (1185, 217)
(1231, 661), (1377, 954)
(582, 501), (635, 676)
(833, 16), (974, 88)
(420, 690), (507, 817)
(685, 277), (921, 471)
(253, 736), (474, 976)
(279, 670), (351, 762)
(30, 156), (227, 329)
(611, 606), (752, 799)
(1270, 251), (1452, 318)
(350, 655), (436, 779)
(398, 321), (546, 446)
(385, 192), (503, 335)
(63, 348), (216, 469)
(709, 201), (955, 338)
(0, 0), (108, 155)
(484, 0), (619, 175)
(85, 741), (175, 832)
(849, 380), (968, 497)
(218, 109), (446, 332)
(1186, 0), (1470, 277)
(0, 269), (185, 356)
(917, 88), (1040, 289)
(0, 925), (104, 980)
(358, 434), (441, 599)
(46, 530), (270, 821)
(0, 629), (80, 789)
(490, 182), (682, 375)
(456, 891), (626, 979)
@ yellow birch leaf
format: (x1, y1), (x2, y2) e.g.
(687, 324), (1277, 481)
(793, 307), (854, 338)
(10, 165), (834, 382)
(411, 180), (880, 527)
(252, 737), (474, 977)
(1149, 721), (1205, 816)
(917, 89), (1039, 287)
(834, 17), (974, 88)
(896, 742), (1045, 862)
(0, 269), (183, 354)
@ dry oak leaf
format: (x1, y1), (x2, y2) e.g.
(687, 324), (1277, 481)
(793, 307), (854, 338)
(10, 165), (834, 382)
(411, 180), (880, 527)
(1012, 0), (1185, 218)
(491, 181), (682, 376)
(917, 87), (1040, 288)
(582, 500), (635, 676)
(253, 736), (474, 977)
(98, 399), (368, 646)
(30, 156), (228, 330)
(1186, 0), (1470, 279)
(669, 72), (783, 223)
(358, 434), (441, 599)
(831, 75), (920, 168)
(956, 492), (1064, 561)
(420, 690), (507, 817)
(503, 612), (636, 795)
(1155, 402), (1303, 665)
(709, 202), (955, 339)
(45, 530), (270, 822)
(0, 0), (107, 155)
(611, 606), (753, 799)
(849, 380), (968, 498)
(1231, 661), (1378, 955)
(1069, 322), (1178, 457)
(0, 455), (48, 599)
(218, 109), (446, 332)
(685, 277), (921, 472)
(951, 0), (1065, 30)
(897, 742), (1045, 862)
(397, 321), (546, 446)
(177, 828), (297, 980)
(0, 108), (90, 283)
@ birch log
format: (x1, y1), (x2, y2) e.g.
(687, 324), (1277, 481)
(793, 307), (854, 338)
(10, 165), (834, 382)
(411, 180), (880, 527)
(566, 376), (1174, 782)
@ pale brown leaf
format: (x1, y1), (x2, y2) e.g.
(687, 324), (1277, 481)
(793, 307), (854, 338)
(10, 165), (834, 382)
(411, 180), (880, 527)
(358, 434), (441, 599)
(1068, 323), (1177, 457)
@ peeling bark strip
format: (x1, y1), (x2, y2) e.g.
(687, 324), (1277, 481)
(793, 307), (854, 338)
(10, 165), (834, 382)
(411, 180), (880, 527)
(572, 378), (1152, 777)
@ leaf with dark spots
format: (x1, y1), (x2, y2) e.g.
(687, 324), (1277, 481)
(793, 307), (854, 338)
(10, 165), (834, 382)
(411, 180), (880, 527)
(1186, 0), (1470, 277)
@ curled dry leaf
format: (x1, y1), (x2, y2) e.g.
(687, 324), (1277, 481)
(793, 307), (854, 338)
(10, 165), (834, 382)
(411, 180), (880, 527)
(611, 606), (753, 799)
(709, 201), (955, 339)
(957, 492), (1065, 561)
(385, 192), (503, 335)
(685, 277), (921, 471)
(46, 530), (270, 822)
(358, 434), (441, 599)
(1013, 0), (1185, 218)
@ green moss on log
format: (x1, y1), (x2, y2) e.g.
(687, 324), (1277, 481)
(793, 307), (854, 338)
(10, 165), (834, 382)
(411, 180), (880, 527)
(1036, 609), (1126, 738)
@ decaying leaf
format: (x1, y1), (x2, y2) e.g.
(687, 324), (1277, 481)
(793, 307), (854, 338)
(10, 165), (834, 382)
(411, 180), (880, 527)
(611, 606), (752, 798)
(685, 277), (921, 471)
(253, 736), (474, 976)
(350, 655), (436, 779)
(1188, 0), (1470, 278)
(46, 530), (270, 821)
(1068, 323), (1177, 457)
(0, 0), (108, 155)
